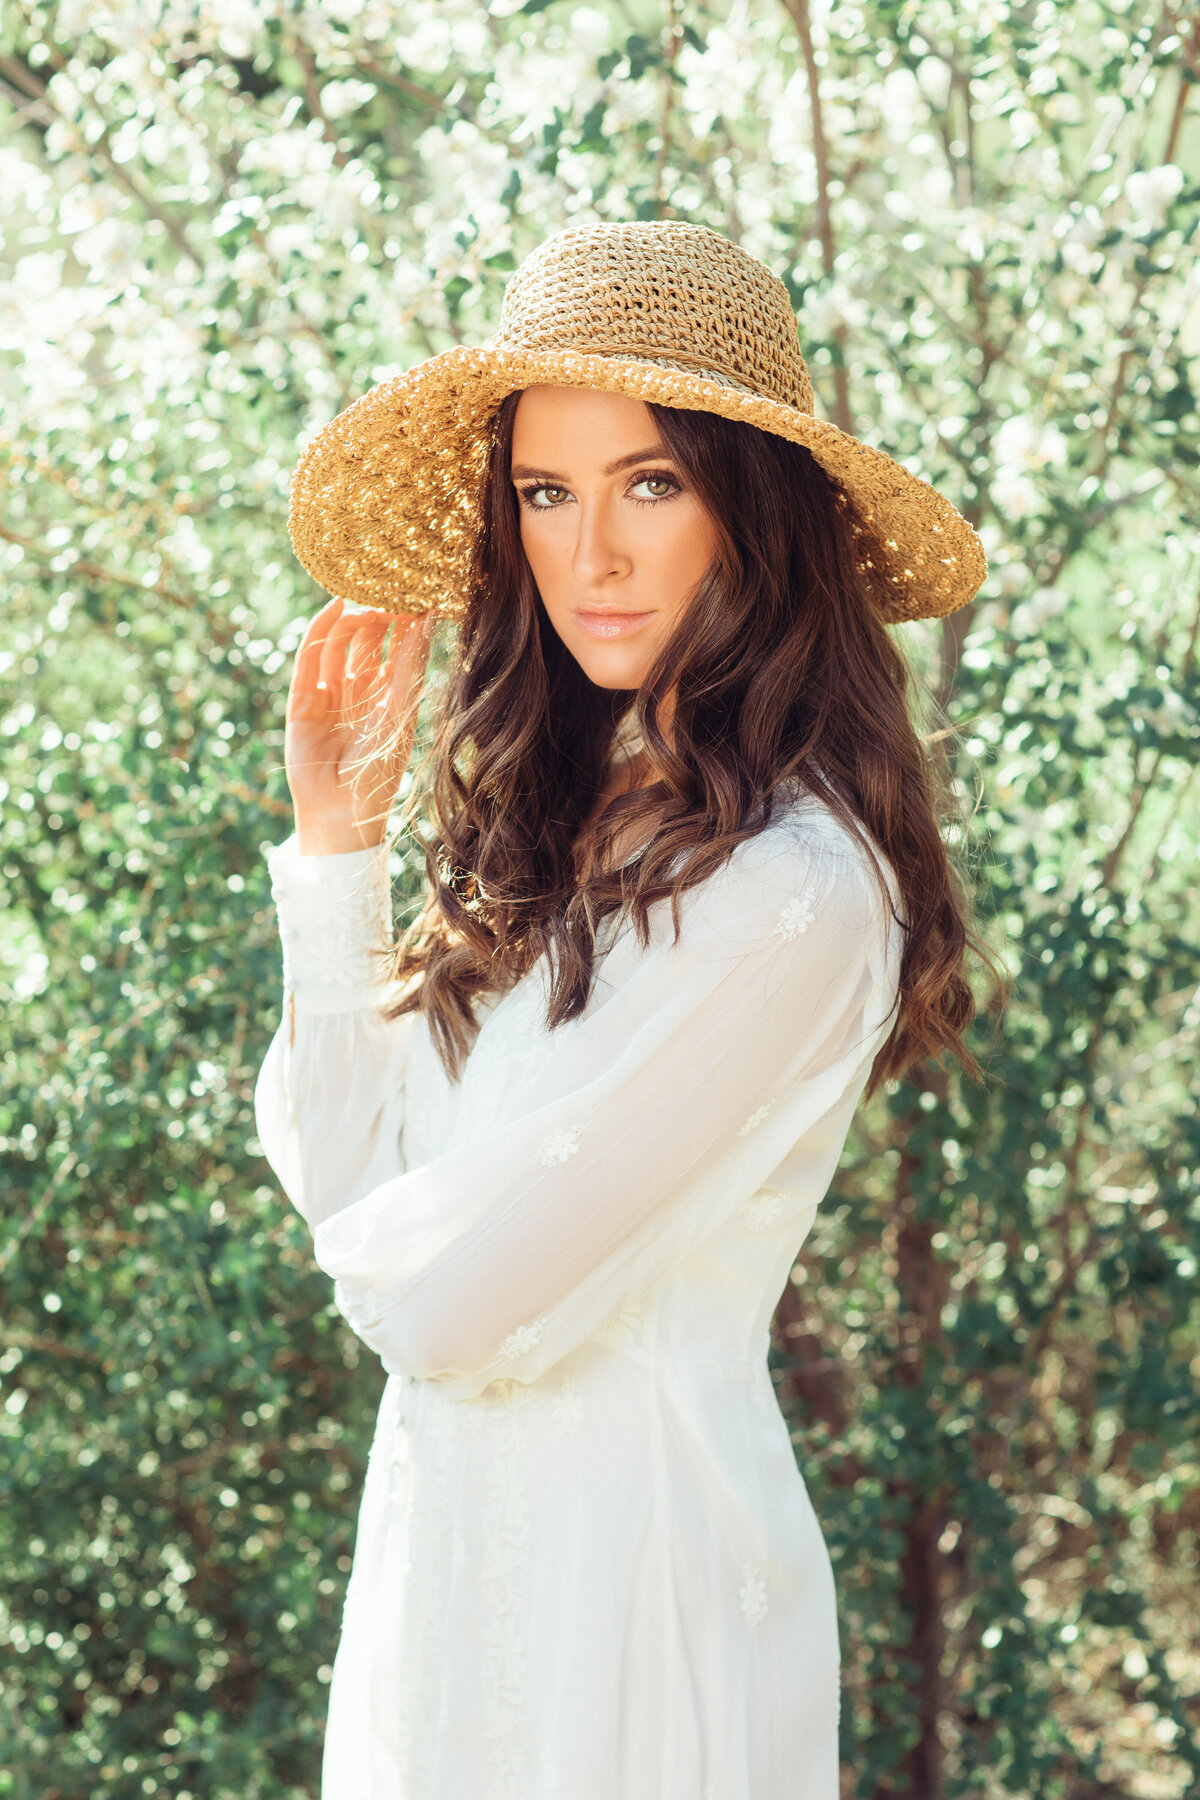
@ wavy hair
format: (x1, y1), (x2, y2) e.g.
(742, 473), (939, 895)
(386, 391), (990, 1095)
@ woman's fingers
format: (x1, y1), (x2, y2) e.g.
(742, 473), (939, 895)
(391, 609), (436, 663)
(288, 603), (430, 807)
(288, 597), (343, 710)
(386, 611), (435, 702)
(315, 604), (365, 698)
(345, 623), (380, 671)
(343, 614), (395, 721)
(373, 615), (431, 743)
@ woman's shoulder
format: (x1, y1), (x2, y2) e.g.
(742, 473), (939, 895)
(593, 792), (903, 990)
(672, 789), (901, 949)
(734, 786), (894, 894)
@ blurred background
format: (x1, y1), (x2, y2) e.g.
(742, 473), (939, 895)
(1, 2), (1197, 1796)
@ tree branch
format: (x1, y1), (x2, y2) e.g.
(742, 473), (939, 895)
(0, 519), (234, 646)
(0, 52), (203, 268)
(652, 0), (683, 217)
(291, 37), (351, 170)
(778, 0), (854, 434)
(353, 53), (449, 113)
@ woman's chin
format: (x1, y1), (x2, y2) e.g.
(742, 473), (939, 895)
(567, 641), (657, 692)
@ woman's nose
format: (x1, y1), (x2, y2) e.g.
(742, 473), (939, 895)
(571, 497), (633, 587)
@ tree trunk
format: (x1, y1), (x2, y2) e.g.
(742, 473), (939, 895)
(878, 1132), (950, 1799)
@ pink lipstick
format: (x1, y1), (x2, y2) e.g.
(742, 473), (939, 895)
(573, 610), (654, 639)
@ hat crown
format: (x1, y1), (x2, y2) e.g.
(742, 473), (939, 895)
(493, 221), (814, 415)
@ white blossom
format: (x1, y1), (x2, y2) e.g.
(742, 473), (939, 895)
(1124, 165), (1184, 228)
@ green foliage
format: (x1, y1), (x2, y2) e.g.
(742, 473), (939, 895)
(0, 604), (380, 1797)
(1, 1), (1197, 1795)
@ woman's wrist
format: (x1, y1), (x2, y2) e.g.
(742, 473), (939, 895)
(295, 813), (387, 857)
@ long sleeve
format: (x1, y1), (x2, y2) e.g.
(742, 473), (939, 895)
(253, 834), (415, 1231)
(313, 818), (903, 1399)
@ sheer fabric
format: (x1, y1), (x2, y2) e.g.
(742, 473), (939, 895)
(254, 790), (903, 1800)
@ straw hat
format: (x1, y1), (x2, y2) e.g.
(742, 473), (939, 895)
(288, 221), (986, 625)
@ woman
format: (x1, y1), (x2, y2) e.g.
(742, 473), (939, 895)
(255, 221), (988, 1799)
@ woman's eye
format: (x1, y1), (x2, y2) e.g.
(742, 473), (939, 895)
(526, 484), (570, 507)
(631, 475), (677, 500)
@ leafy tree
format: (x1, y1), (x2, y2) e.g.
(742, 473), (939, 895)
(1, 2), (1197, 1795)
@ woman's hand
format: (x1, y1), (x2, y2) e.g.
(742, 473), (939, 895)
(284, 597), (436, 856)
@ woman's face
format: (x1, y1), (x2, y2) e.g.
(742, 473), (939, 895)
(510, 386), (719, 692)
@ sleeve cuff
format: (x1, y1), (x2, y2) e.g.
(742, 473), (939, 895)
(265, 833), (395, 1015)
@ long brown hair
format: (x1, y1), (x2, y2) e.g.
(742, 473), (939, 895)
(387, 390), (986, 1095)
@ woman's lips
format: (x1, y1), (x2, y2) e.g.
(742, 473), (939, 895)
(573, 609), (654, 640)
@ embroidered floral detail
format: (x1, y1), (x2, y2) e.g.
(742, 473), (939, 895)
(594, 1304), (645, 1348)
(381, 1382), (412, 1511)
(552, 1375), (583, 1436)
(743, 1189), (785, 1232)
(296, 919), (389, 990)
(537, 1125), (581, 1167)
(481, 1399), (534, 1795)
(739, 1566), (769, 1625)
(484, 1606), (526, 1699)
(497, 1317), (546, 1361)
(775, 894), (817, 940)
(397, 1387), (458, 1787)
(273, 853), (393, 998)
(738, 1103), (773, 1137)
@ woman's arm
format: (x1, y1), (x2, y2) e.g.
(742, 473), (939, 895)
(314, 827), (902, 1397)
(254, 597), (434, 1221)
(253, 835), (416, 1228)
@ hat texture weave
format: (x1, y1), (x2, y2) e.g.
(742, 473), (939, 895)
(288, 221), (986, 625)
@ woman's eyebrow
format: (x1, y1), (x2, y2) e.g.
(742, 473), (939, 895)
(510, 444), (673, 482)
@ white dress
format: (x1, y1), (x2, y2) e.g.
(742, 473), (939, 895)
(254, 784), (903, 1800)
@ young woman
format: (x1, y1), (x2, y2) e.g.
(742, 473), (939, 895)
(255, 221), (988, 1800)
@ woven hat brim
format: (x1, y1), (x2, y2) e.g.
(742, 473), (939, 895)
(288, 345), (987, 626)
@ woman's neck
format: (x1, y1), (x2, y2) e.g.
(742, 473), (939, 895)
(572, 715), (659, 885)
